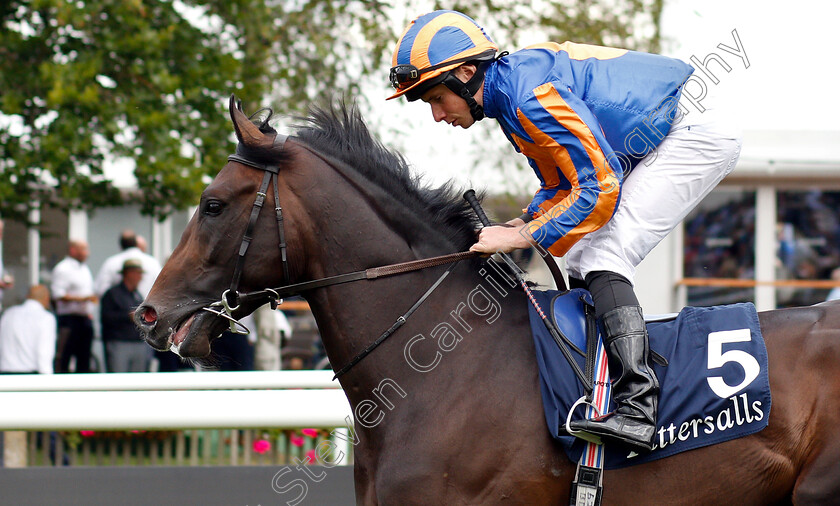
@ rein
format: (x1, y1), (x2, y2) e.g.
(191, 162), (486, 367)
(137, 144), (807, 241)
(203, 134), (480, 377)
(224, 249), (478, 309)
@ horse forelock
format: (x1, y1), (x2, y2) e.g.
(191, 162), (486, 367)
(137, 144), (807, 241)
(289, 101), (480, 252)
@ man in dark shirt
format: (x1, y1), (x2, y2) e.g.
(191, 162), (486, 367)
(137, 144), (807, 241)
(100, 259), (148, 372)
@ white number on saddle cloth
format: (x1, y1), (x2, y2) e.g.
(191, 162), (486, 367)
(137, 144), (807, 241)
(706, 328), (761, 399)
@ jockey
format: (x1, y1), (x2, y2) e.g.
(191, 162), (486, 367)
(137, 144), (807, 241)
(387, 10), (742, 452)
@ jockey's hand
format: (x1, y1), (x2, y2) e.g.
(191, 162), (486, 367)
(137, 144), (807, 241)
(470, 222), (533, 255)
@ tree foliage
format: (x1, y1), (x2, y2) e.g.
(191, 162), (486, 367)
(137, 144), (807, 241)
(0, 0), (392, 221)
(440, 0), (663, 52)
(0, 0), (662, 222)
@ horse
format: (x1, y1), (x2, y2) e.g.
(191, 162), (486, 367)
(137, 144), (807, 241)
(135, 96), (840, 505)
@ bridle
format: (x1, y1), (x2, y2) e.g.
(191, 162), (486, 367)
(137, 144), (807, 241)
(201, 134), (478, 377)
(201, 132), (290, 332)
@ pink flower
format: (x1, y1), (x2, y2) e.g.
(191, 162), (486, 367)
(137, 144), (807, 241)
(305, 449), (317, 463)
(290, 435), (304, 447)
(253, 439), (271, 454)
(80, 430), (95, 437)
(301, 428), (318, 438)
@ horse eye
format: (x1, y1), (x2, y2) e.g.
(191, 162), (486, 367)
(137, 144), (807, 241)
(203, 200), (224, 216)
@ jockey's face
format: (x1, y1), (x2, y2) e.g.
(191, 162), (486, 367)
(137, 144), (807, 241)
(420, 66), (480, 129)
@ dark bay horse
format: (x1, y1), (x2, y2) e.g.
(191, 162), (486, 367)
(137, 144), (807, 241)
(136, 97), (840, 504)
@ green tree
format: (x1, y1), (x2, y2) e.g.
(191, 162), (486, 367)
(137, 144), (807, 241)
(0, 0), (392, 221)
(434, 0), (664, 52)
(0, 0), (663, 222)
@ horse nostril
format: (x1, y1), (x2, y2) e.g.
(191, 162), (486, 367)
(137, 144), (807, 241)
(139, 306), (158, 326)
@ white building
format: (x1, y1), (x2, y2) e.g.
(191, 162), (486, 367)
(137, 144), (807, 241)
(636, 129), (840, 313)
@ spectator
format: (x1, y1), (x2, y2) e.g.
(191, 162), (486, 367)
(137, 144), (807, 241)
(0, 285), (57, 374)
(131, 234), (184, 370)
(281, 334), (315, 370)
(786, 257), (822, 307)
(100, 259), (149, 372)
(212, 313), (256, 371)
(253, 303), (292, 371)
(0, 218), (14, 311)
(51, 240), (97, 373)
(94, 229), (162, 298)
(0, 284), (66, 466)
(136, 235), (149, 253)
(282, 348), (313, 371)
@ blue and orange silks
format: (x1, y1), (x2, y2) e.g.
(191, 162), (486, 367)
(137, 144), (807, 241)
(482, 42), (694, 256)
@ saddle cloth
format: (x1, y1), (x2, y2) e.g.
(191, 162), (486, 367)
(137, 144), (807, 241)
(528, 288), (771, 469)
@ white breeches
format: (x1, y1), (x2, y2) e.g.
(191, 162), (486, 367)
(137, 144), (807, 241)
(564, 94), (743, 284)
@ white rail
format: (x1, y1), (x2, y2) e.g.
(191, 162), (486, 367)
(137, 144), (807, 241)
(0, 370), (339, 392)
(0, 371), (352, 431)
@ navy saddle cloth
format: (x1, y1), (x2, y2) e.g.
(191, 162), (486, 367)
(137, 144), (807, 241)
(528, 288), (771, 469)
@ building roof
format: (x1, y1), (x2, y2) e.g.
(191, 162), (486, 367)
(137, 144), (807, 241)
(728, 130), (840, 184)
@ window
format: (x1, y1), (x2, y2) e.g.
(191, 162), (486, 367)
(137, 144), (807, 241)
(775, 190), (840, 307)
(683, 190), (755, 307)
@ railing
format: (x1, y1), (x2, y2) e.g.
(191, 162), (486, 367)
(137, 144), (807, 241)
(0, 371), (354, 468)
(679, 277), (840, 289)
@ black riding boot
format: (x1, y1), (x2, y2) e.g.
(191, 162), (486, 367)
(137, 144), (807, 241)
(569, 305), (659, 452)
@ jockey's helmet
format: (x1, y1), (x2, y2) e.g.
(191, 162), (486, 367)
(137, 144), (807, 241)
(387, 10), (498, 119)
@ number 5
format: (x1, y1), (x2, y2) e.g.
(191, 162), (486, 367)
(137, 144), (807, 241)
(706, 328), (760, 399)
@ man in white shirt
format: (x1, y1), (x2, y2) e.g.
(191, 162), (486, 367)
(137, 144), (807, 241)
(0, 285), (57, 374)
(51, 240), (97, 373)
(94, 229), (162, 298)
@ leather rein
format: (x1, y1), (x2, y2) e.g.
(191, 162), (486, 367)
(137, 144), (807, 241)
(201, 134), (479, 377)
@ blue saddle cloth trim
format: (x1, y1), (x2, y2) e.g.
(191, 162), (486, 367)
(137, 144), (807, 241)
(528, 289), (772, 469)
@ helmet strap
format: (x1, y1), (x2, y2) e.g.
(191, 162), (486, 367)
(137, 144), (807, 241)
(442, 63), (488, 121)
(454, 53), (507, 120)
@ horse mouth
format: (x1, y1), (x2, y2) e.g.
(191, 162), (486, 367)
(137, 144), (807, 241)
(159, 310), (225, 358)
(169, 313), (198, 356)
(142, 296), (262, 359)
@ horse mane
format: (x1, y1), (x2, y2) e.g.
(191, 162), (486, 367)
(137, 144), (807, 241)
(251, 101), (480, 251)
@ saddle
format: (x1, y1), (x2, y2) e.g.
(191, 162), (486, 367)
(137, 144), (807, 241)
(527, 287), (771, 470)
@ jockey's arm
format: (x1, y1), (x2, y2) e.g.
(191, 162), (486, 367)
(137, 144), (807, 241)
(514, 83), (621, 257)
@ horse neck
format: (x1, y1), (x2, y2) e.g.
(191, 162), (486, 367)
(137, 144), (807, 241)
(291, 166), (501, 398)
(307, 256), (530, 399)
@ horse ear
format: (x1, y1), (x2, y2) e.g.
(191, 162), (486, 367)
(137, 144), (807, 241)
(229, 94), (271, 149)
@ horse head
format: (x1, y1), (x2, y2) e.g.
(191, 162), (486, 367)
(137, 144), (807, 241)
(136, 93), (480, 369)
(135, 96), (310, 358)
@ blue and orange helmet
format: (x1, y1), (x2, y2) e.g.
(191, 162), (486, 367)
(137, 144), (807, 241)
(388, 10), (498, 103)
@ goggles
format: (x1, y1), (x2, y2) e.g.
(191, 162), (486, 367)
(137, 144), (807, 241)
(389, 51), (496, 91)
(389, 64), (424, 90)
